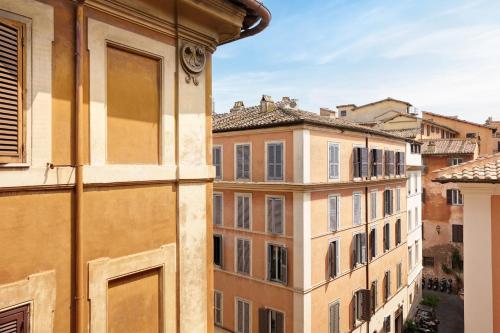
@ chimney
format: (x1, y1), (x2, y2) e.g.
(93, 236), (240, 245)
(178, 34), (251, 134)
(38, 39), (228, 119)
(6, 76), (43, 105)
(320, 107), (337, 119)
(230, 101), (245, 113)
(280, 96), (298, 109)
(260, 95), (275, 112)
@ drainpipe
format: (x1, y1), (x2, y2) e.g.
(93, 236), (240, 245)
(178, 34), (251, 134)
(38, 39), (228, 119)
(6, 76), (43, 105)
(365, 136), (371, 333)
(75, 2), (85, 333)
(219, 0), (271, 45)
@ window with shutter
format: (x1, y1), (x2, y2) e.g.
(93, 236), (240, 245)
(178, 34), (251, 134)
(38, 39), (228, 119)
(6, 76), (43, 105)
(370, 227), (377, 259)
(328, 195), (339, 231)
(213, 146), (222, 179)
(384, 189), (393, 216)
(236, 194), (251, 230)
(396, 262), (402, 289)
(396, 188), (401, 212)
(267, 196), (284, 234)
(328, 240), (339, 278)
(408, 246), (413, 270)
(236, 238), (250, 275)
(395, 219), (401, 245)
(452, 224), (463, 243)
(385, 151), (395, 176)
(353, 233), (367, 267)
(371, 281), (378, 313)
(214, 291), (223, 326)
(384, 271), (391, 300)
(0, 304), (29, 333)
(396, 152), (405, 175)
(268, 309), (285, 333)
(267, 142), (284, 181)
(268, 244), (287, 284)
(213, 193), (223, 226)
(353, 147), (360, 178)
(383, 223), (390, 252)
(0, 18), (24, 164)
(360, 147), (368, 177)
(236, 144), (250, 180)
(371, 149), (383, 177)
(370, 191), (377, 220)
(329, 302), (340, 333)
(328, 143), (340, 180)
(448, 189), (463, 205)
(236, 299), (250, 333)
(353, 192), (361, 226)
(213, 234), (223, 267)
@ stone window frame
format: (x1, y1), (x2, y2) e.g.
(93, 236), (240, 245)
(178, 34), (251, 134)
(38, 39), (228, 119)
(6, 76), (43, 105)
(86, 18), (176, 183)
(0, 271), (56, 333)
(88, 244), (176, 333)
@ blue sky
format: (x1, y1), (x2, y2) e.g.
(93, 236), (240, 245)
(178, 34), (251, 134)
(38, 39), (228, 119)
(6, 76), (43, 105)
(213, 0), (500, 123)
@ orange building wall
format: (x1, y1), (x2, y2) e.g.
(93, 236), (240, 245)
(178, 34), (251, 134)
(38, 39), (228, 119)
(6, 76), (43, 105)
(492, 195), (500, 333)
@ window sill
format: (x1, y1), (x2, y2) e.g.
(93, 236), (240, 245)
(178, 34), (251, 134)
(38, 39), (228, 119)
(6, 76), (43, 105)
(0, 162), (31, 169)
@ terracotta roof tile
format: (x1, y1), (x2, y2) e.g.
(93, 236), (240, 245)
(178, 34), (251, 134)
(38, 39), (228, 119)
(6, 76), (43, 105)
(434, 153), (500, 183)
(380, 127), (421, 139)
(422, 111), (496, 130)
(421, 139), (476, 155)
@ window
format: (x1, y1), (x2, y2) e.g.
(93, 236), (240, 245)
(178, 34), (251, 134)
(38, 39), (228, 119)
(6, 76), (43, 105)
(423, 256), (434, 267)
(383, 223), (391, 252)
(452, 224), (463, 243)
(446, 189), (463, 205)
(384, 271), (391, 300)
(328, 240), (340, 278)
(214, 291), (223, 326)
(236, 194), (251, 230)
(408, 246), (413, 270)
(353, 289), (370, 323)
(395, 152), (405, 175)
(328, 195), (340, 231)
(353, 192), (362, 225)
(328, 143), (340, 180)
(385, 151), (395, 176)
(236, 144), (251, 180)
(410, 143), (421, 154)
(415, 241), (419, 264)
(267, 196), (284, 234)
(426, 125), (430, 136)
(213, 146), (222, 179)
(353, 233), (367, 267)
(267, 309), (285, 333)
(408, 210), (412, 231)
(236, 299), (251, 333)
(236, 238), (251, 275)
(267, 244), (288, 284)
(329, 302), (340, 333)
(466, 132), (476, 138)
(267, 142), (284, 181)
(414, 207), (419, 226)
(384, 189), (393, 216)
(396, 188), (401, 212)
(371, 149), (383, 176)
(371, 281), (378, 313)
(0, 304), (29, 333)
(213, 193), (223, 226)
(353, 147), (368, 178)
(214, 234), (223, 267)
(413, 174), (418, 193)
(422, 188), (426, 203)
(450, 158), (463, 166)
(0, 18), (24, 163)
(370, 191), (377, 220)
(384, 315), (391, 332)
(396, 263), (402, 289)
(369, 227), (377, 259)
(340, 110), (347, 117)
(395, 219), (401, 246)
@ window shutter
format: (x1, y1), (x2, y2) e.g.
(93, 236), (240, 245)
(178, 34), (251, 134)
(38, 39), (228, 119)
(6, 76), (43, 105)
(213, 194), (221, 225)
(400, 152), (405, 175)
(351, 235), (357, 268)
(353, 147), (360, 178)
(390, 151), (395, 175)
(333, 144), (339, 178)
(237, 300), (244, 332)
(389, 190), (394, 215)
(276, 311), (284, 333)
(243, 240), (250, 274)
(361, 148), (368, 177)
(360, 289), (371, 321)
(0, 19), (23, 163)
(446, 189), (452, 205)
(280, 247), (288, 285)
(361, 233), (367, 264)
(237, 239), (244, 273)
(236, 146), (243, 179)
(329, 242), (335, 278)
(243, 197), (250, 229)
(273, 198), (283, 234)
(0, 304), (29, 333)
(268, 143), (275, 179)
(243, 145), (250, 178)
(258, 308), (268, 333)
(275, 143), (283, 179)
(329, 196), (338, 231)
(384, 151), (389, 176)
(330, 302), (340, 333)
(237, 197), (244, 228)
(267, 198), (273, 233)
(377, 150), (383, 176)
(353, 194), (361, 225)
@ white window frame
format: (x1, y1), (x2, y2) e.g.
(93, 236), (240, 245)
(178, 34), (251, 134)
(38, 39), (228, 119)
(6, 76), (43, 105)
(328, 141), (340, 181)
(267, 307), (286, 333)
(266, 241), (287, 284)
(213, 192), (223, 226)
(370, 190), (377, 221)
(213, 144), (223, 180)
(234, 193), (252, 230)
(328, 194), (340, 232)
(234, 143), (252, 181)
(450, 189), (464, 205)
(235, 297), (252, 333)
(265, 140), (285, 182)
(451, 158), (463, 166)
(235, 237), (252, 276)
(352, 191), (362, 226)
(265, 194), (285, 235)
(214, 290), (223, 326)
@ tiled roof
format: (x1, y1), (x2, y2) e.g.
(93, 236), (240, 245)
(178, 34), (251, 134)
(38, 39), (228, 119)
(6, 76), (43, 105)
(434, 153), (500, 183)
(421, 139), (476, 155)
(379, 127), (421, 139)
(338, 97), (412, 109)
(212, 106), (406, 141)
(422, 111), (496, 130)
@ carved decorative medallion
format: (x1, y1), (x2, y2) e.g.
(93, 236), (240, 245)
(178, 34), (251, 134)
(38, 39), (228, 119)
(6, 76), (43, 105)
(180, 42), (206, 86)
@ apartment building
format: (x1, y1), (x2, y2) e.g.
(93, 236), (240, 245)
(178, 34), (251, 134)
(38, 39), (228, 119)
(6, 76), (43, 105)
(485, 117), (500, 153)
(0, 1), (268, 332)
(433, 153), (500, 333)
(212, 96), (411, 333)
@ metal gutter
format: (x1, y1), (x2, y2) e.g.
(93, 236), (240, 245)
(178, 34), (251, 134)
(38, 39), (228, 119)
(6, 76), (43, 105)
(220, 0), (271, 45)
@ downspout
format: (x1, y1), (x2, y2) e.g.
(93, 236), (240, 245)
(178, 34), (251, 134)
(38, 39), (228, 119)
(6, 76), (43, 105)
(219, 0), (271, 45)
(75, 2), (85, 333)
(365, 136), (371, 333)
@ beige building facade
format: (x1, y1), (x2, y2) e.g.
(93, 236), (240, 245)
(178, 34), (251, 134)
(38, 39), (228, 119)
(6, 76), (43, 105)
(0, 0), (268, 332)
(212, 97), (414, 333)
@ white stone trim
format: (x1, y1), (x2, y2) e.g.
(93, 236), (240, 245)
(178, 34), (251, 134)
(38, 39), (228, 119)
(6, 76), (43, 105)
(293, 129), (310, 183)
(0, 271), (56, 333)
(88, 244), (176, 333)
(0, 0), (55, 185)
(87, 18), (176, 180)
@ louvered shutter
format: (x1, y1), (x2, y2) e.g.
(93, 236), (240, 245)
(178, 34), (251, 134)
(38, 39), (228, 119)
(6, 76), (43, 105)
(353, 147), (359, 178)
(273, 198), (283, 234)
(361, 233), (367, 264)
(0, 305), (28, 333)
(214, 292), (222, 325)
(370, 228), (376, 259)
(236, 145), (243, 179)
(275, 143), (283, 180)
(330, 302), (340, 333)
(237, 300), (244, 332)
(329, 196), (338, 231)
(237, 239), (244, 273)
(351, 235), (356, 268)
(377, 150), (383, 176)
(389, 190), (394, 214)
(446, 189), (453, 205)
(400, 152), (405, 175)
(259, 308), (268, 333)
(213, 147), (221, 179)
(0, 19), (23, 163)
(276, 311), (284, 333)
(267, 244), (273, 280)
(243, 197), (250, 229)
(280, 247), (288, 285)
(243, 145), (250, 179)
(268, 144), (275, 179)
(360, 289), (371, 321)
(243, 240), (250, 274)
(237, 197), (244, 228)
(361, 148), (368, 177)
(385, 151), (390, 176)
(328, 242), (335, 278)
(353, 194), (361, 225)
(244, 302), (250, 333)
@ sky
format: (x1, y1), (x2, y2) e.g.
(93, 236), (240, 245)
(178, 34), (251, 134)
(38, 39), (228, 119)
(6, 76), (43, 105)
(212, 0), (500, 123)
